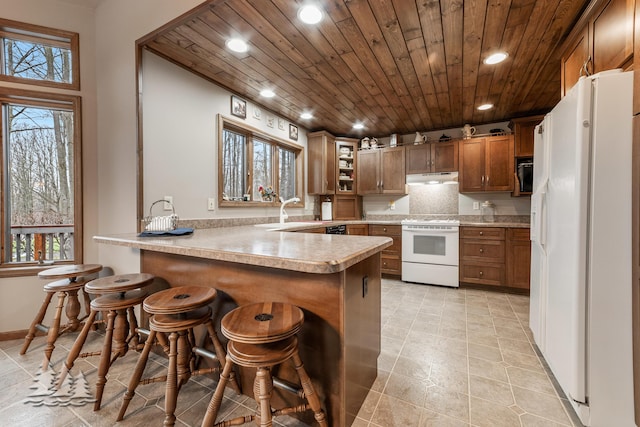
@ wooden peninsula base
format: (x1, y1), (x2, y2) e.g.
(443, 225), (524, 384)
(140, 249), (381, 426)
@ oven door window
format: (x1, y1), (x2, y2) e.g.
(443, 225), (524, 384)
(413, 235), (446, 256)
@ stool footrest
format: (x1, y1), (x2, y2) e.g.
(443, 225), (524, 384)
(140, 375), (168, 386)
(78, 350), (102, 359)
(191, 367), (220, 377)
(35, 323), (49, 333)
(137, 327), (150, 337)
(272, 376), (304, 399)
(193, 346), (219, 361)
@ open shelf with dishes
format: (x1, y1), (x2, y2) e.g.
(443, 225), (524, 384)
(336, 140), (356, 193)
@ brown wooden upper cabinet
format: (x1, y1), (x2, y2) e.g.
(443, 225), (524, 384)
(561, 0), (634, 96)
(405, 140), (458, 175)
(510, 116), (543, 158)
(308, 131), (336, 195)
(357, 146), (406, 195)
(459, 135), (514, 193)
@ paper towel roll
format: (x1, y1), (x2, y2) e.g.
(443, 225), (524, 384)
(321, 201), (332, 221)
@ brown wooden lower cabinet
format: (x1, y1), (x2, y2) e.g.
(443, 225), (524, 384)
(460, 226), (530, 291)
(346, 224), (368, 235)
(369, 224), (401, 276)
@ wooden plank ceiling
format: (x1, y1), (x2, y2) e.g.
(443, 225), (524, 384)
(143, 0), (588, 137)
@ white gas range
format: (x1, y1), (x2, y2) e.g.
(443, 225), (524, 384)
(401, 219), (460, 287)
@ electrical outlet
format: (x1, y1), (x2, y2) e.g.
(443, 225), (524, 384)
(473, 201), (479, 210)
(164, 196), (173, 211)
(207, 198), (216, 211)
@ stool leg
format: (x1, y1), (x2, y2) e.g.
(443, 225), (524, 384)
(291, 351), (328, 427)
(94, 309), (116, 411)
(163, 331), (179, 427)
(127, 306), (141, 350)
(57, 309), (98, 387)
(117, 329), (156, 421)
(201, 356), (235, 427)
(21, 291), (54, 355)
(64, 289), (83, 332)
(42, 291), (66, 367)
(81, 286), (92, 320)
(255, 367), (273, 427)
(204, 320), (241, 394)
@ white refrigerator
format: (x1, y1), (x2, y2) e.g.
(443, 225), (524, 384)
(529, 69), (635, 426)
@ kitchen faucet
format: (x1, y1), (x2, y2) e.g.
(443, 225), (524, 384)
(279, 197), (301, 223)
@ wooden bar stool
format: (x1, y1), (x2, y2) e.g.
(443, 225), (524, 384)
(56, 272), (155, 410)
(201, 302), (328, 427)
(117, 285), (240, 427)
(21, 264), (103, 364)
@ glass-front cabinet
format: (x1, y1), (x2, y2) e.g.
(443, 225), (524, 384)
(336, 138), (357, 194)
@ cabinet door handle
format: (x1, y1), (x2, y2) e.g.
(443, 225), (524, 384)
(479, 231), (484, 236)
(486, 176), (489, 186)
(479, 271), (484, 276)
(479, 248), (484, 253)
(383, 227), (387, 232)
(380, 180), (383, 189)
(481, 175), (485, 186)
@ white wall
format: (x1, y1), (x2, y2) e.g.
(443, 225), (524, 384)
(0, 0), (204, 333)
(0, 0), (99, 332)
(142, 51), (312, 220)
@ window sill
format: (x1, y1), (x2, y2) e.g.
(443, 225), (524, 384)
(0, 262), (73, 278)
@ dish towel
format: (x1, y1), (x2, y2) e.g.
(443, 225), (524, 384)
(138, 227), (194, 237)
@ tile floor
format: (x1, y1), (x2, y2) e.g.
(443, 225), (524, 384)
(0, 278), (582, 427)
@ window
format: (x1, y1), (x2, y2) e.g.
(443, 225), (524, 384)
(218, 115), (303, 207)
(0, 90), (82, 274)
(0, 18), (80, 90)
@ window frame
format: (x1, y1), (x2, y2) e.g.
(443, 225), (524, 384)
(218, 115), (304, 208)
(0, 18), (80, 91)
(0, 88), (83, 278)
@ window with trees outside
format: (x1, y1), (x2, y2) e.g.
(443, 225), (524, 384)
(218, 115), (303, 207)
(0, 20), (81, 277)
(0, 18), (80, 90)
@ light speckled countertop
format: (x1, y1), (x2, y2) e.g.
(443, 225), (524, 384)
(94, 226), (393, 274)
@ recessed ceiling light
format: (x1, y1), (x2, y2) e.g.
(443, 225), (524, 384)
(260, 89), (275, 98)
(225, 38), (248, 53)
(353, 123), (364, 130)
(300, 112), (313, 119)
(298, 5), (323, 24)
(484, 52), (508, 65)
(478, 103), (493, 111)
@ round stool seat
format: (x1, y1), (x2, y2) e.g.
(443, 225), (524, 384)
(43, 277), (89, 292)
(85, 273), (154, 295)
(38, 263), (103, 280)
(221, 302), (303, 344)
(91, 288), (149, 312)
(149, 306), (212, 333)
(227, 336), (298, 368)
(143, 286), (217, 315)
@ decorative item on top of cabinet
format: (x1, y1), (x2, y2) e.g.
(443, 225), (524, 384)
(405, 140), (458, 175)
(357, 146), (406, 195)
(308, 130), (336, 195)
(458, 135), (514, 193)
(369, 225), (401, 276)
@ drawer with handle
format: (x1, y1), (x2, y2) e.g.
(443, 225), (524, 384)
(460, 240), (505, 262)
(460, 227), (505, 240)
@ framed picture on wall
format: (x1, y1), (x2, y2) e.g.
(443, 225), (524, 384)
(289, 124), (298, 141)
(231, 95), (246, 119)
(266, 115), (274, 128)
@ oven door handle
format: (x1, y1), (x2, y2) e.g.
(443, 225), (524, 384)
(402, 228), (459, 234)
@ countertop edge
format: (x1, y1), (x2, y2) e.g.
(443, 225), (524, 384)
(94, 232), (393, 274)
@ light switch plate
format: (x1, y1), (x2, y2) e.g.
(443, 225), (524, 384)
(164, 196), (173, 211)
(207, 198), (216, 211)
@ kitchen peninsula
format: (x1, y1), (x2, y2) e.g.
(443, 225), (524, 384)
(94, 226), (392, 427)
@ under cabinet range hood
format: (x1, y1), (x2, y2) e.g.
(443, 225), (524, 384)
(406, 172), (458, 185)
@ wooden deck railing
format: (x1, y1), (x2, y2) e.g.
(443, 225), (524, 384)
(10, 225), (74, 262)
